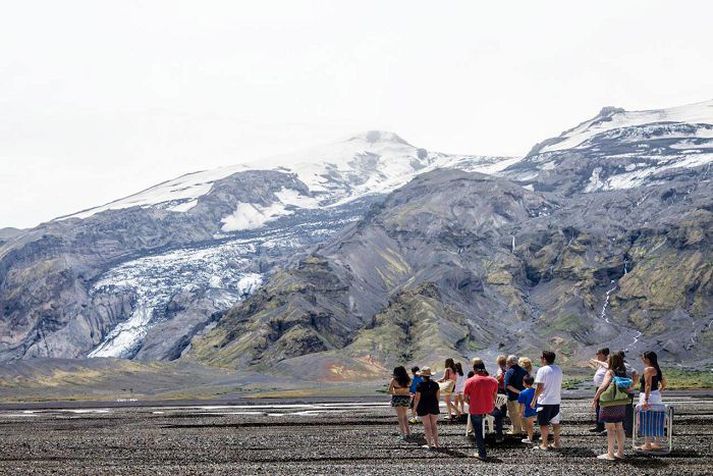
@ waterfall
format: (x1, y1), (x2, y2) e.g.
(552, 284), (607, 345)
(599, 280), (617, 324)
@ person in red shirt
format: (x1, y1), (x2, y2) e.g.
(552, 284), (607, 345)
(464, 360), (504, 460)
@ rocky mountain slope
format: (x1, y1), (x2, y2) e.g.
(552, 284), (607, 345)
(189, 166), (712, 378)
(186, 100), (713, 378)
(0, 132), (512, 362)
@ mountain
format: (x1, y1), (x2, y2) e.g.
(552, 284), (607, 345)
(0, 131), (513, 362)
(504, 99), (713, 194)
(3, 99), (712, 381)
(184, 100), (713, 377)
(189, 168), (712, 378)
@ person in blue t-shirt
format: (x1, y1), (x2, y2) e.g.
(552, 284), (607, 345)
(518, 375), (537, 444)
(409, 366), (424, 423)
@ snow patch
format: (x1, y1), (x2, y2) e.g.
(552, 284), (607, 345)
(221, 202), (290, 232)
(584, 167), (604, 193)
(62, 165), (249, 220)
(274, 188), (320, 208)
(169, 199), (199, 212)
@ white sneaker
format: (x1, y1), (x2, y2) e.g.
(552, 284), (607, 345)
(521, 438), (534, 444)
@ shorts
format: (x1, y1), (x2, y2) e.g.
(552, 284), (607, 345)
(638, 390), (663, 406)
(536, 404), (560, 426)
(391, 395), (411, 408)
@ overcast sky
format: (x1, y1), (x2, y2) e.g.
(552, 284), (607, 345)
(2, 1), (712, 229)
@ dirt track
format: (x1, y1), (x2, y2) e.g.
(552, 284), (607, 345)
(0, 398), (711, 475)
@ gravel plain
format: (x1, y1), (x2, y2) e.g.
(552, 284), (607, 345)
(0, 397), (711, 475)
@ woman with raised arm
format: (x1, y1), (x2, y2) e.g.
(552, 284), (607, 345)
(388, 366), (412, 441)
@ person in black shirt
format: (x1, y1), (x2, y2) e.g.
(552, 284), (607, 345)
(412, 367), (440, 449)
(504, 355), (527, 435)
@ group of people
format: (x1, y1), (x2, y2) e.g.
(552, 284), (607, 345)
(388, 348), (666, 461)
(588, 348), (667, 460)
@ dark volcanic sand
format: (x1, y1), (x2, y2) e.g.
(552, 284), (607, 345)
(0, 398), (711, 475)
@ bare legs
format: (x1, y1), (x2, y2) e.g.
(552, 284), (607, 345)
(523, 416), (534, 442)
(421, 414), (440, 448)
(395, 407), (410, 438)
(444, 393), (456, 418)
(553, 424), (561, 448)
(539, 423), (561, 450)
(601, 422), (625, 459)
(454, 393), (465, 416)
(614, 423), (625, 458)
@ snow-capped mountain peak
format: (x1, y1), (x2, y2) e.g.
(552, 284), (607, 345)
(58, 132), (514, 224)
(529, 99), (713, 156)
(347, 130), (412, 146)
(506, 98), (713, 195)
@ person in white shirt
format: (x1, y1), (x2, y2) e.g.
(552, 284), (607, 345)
(589, 348), (610, 433)
(530, 350), (563, 451)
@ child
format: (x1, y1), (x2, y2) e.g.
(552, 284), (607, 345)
(518, 375), (537, 444)
(409, 366), (424, 424)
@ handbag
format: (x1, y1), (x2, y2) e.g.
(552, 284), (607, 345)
(439, 380), (455, 393)
(600, 378), (630, 407)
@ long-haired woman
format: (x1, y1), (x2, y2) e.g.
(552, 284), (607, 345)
(438, 358), (458, 419)
(453, 362), (466, 416)
(592, 352), (632, 460)
(388, 366), (412, 440)
(638, 351), (667, 451)
(413, 367), (440, 449)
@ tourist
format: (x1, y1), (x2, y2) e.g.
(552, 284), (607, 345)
(388, 366), (412, 440)
(408, 366), (424, 424)
(592, 352), (632, 460)
(453, 362), (466, 417)
(413, 367), (441, 449)
(504, 354), (527, 435)
(588, 347), (610, 434)
(519, 356), (533, 376)
(494, 355), (508, 427)
(518, 374), (537, 444)
(464, 360), (500, 460)
(495, 354), (507, 394)
(617, 351), (639, 437)
(531, 350), (563, 450)
(638, 351), (667, 451)
(437, 358), (458, 419)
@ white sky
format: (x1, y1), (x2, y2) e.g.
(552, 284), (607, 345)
(1, 1), (712, 229)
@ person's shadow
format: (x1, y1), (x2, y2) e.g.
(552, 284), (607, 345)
(407, 434), (469, 457)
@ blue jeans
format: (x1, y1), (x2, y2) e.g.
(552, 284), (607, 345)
(471, 408), (504, 458)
